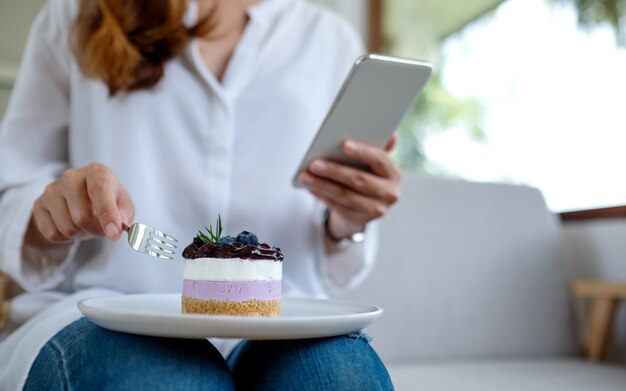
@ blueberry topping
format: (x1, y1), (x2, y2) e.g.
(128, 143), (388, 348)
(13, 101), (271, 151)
(217, 235), (236, 245)
(236, 231), (259, 246)
(184, 227), (282, 261)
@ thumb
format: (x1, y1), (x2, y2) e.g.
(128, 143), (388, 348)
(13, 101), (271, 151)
(117, 189), (135, 227)
(384, 132), (398, 153)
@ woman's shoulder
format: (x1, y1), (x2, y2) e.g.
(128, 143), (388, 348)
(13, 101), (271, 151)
(32, 0), (79, 43)
(285, 0), (365, 51)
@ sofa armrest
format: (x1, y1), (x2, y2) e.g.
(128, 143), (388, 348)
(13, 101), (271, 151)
(570, 280), (626, 362)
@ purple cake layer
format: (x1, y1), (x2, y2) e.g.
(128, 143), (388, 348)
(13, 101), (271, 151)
(183, 280), (281, 301)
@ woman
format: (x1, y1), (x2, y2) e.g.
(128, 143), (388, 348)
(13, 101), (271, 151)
(0, 0), (400, 389)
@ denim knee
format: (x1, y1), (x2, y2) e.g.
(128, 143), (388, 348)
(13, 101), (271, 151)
(25, 317), (234, 391)
(229, 333), (394, 391)
(346, 331), (373, 343)
(24, 342), (67, 391)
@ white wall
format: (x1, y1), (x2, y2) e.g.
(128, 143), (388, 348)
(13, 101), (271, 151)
(0, 0), (46, 118)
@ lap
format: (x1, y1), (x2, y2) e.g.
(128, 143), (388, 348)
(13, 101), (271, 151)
(228, 333), (394, 391)
(25, 318), (392, 391)
(24, 317), (234, 391)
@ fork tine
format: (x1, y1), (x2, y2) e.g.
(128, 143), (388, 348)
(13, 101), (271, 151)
(153, 230), (178, 243)
(146, 249), (173, 260)
(150, 236), (177, 249)
(125, 222), (178, 260)
(146, 244), (174, 259)
(147, 241), (175, 255)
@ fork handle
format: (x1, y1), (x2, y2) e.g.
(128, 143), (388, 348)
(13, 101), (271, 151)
(122, 224), (130, 233)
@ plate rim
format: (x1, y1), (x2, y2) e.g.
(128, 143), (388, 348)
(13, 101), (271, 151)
(77, 293), (383, 322)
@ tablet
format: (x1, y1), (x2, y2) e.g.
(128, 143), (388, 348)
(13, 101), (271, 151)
(293, 54), (432, 187)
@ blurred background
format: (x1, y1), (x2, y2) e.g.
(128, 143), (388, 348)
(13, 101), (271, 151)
(1, 0), (625, 212)
(318, 0), (626, 213)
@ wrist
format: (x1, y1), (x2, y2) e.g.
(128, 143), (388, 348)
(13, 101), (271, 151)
(324, 209), (365, 244)
(24, 215), (71, 249)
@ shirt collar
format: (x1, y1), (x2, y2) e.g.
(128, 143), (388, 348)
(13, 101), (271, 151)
(248, 0), (296, 23)
(184, 0), (296, 28)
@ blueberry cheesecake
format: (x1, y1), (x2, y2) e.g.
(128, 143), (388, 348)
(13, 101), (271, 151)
(181, 216), (283, 316)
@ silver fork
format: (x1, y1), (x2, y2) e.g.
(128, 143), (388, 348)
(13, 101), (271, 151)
(123, 223), (178, 260)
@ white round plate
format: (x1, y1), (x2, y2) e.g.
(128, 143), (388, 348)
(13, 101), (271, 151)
(78, 294), (382, 340)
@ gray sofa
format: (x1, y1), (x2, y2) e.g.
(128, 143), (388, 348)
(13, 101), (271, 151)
(335, 175), (626, 390)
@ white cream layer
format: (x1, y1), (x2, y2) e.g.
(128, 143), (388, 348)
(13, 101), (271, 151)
(183, 258), (282, 281)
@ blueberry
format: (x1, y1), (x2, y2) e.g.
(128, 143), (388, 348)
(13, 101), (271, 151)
(217, 235), (236, 245)
(236, 231), (259, 245)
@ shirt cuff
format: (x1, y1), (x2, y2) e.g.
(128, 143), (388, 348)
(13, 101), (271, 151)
(20, 244), (77, 292)
(316, 207), (380, 295)
(0, 182), (77, 292)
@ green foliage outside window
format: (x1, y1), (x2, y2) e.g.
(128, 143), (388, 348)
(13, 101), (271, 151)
(392, 0), (626, 172)
(393, 71), (485, 172)
(551, 0), (626, 46)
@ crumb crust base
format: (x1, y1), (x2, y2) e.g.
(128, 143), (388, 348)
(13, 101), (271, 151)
(182, 297), (281, 317)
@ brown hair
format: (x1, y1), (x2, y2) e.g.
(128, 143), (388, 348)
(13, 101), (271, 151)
(73, 0), (210, 95)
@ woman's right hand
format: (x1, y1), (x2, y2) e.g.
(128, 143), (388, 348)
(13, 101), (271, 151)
(25, 163), (135, 248)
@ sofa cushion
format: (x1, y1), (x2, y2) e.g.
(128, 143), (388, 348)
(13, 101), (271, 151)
(336, 176), (575, 361)
(387, 359), (626, 391)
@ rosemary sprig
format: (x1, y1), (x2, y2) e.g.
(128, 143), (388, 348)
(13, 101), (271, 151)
(197, 215), (223, 244)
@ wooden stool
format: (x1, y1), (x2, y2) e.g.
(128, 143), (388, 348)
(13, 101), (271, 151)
(571, 280), (626, 362)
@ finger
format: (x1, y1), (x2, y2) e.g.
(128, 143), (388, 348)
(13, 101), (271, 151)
(301, 171), (385, 216)
(342, 140), (401, 180)
(116, 185), (135, 226)
(308, 160), (399, 204)
(86, 169), (122, 240)
(39, 183), (82, 240)
(310, 190), (371, 228)
(384, 132), (399, 152)
(63, 180), (102, 236)
(32, 204), (73, 244)
(43, 195), (83, 240)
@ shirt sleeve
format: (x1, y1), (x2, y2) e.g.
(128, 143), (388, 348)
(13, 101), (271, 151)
(313, 11), (379, 295)
(316, 206), (380, 295)
(0, 0), (78, 292)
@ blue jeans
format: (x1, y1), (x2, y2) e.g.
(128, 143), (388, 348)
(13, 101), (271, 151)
(24, 318), (393, 390)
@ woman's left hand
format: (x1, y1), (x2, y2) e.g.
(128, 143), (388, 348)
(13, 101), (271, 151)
(298, 133), (401, 240)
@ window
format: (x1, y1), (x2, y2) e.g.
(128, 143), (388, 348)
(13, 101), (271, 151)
(385, 0), (626, 211)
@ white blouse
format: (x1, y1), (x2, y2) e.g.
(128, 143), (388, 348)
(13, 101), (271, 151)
(0, 0), (379, 389)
